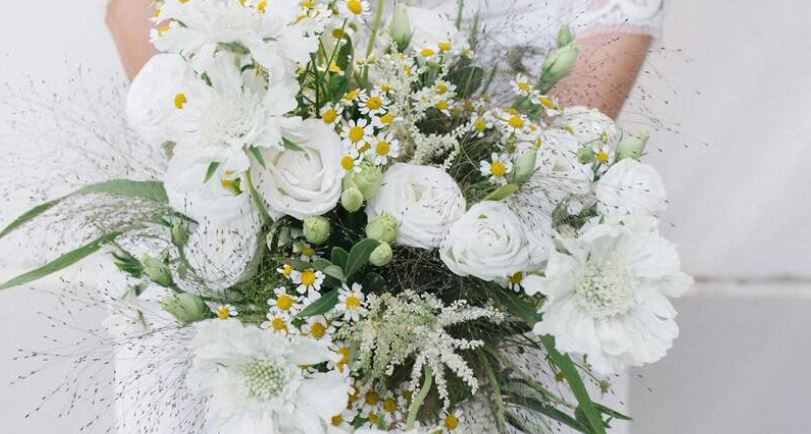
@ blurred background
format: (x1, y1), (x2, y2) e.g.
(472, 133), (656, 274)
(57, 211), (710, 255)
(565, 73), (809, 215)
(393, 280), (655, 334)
(1, 0), (810, 433)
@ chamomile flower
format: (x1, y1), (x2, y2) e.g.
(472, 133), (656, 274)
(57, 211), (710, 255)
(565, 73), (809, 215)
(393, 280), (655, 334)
(512, 74), (536, 97)
(341, 88), (365, 104)
(216, 304), (238, 320)
(418, 45), (439, 60)
(534, 94), (561, 116)
(336, 283), (366, 321)
(299, 242), (318, 261)
(359, 91), (388, 116)
(267, 286), (302, 316)
(261, 313), (291, 335)
(370, 112), (398, 129)
(480, 153), (514, 185)
(340, 146), (363, 173)
(441, 409), (464, 432)
(369, 133), (400, 165)
(320, 102), (343, 126)
(328, 343), (353, 375)
(329, 407), (358, 431)
(341, 118), (374, 147)
(276, 263), (295, 279)
(434, 80), (456, 97)
(341, 0), (370, 20)
(434, 99), (452, 116)
(380, 390), (406, 426)
(593, 144), (613, 164)
(300, 315), (334, 342)
(473, 115), (493, 138)
(291, 268), (325, 294)
(498, 110), (531, 134)
(358, 385), (383, 418)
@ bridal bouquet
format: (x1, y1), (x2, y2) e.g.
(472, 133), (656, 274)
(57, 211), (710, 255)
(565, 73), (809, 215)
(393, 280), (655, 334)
(0, 1), (692, 433)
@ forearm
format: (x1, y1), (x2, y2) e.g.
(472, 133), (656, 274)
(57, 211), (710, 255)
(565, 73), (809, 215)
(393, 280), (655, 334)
(552, 33), (653, 119)
(106, 0), (158, 81)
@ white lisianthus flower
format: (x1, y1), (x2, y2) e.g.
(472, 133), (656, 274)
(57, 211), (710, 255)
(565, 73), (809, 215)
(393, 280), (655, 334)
(525, 215), (693, 374)
(506, 128), (592, 267)
(253, 119), (344, 220)
(126, 53), (197, 145)
(595, 159), (667, 216)
(440, 202), (531, 281)
(188, 320), (350, 434)
(554, 106), (618, 145)
(153, 0), (317, 74)
(366, 163), (466, 249)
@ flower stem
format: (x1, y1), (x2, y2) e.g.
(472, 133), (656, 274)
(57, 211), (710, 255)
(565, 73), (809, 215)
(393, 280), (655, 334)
(477, 349), (507, 432)
(406, 366), (433, 429)
(361, 0), (386, 87)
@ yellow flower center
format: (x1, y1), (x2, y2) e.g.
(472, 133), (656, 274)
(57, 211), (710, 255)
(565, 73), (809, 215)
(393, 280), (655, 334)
(490, 161), (508, 177)
(436, 83), (449, 94)
(276, 294), (294, 311)
(596, 151), (610, 163)
(331, 28), (345, 39)
(348, 126), (365, 143)
(158, 22), (171, 36)
(338, 346), (351, 363)
(420, 47), (436, 57)
(343, 89), (360, 101)
(509, 271), (524, 286)
(346, 0), (363, 15)
(357, 141), (370, 153)
(539, 95), (556, 109)
(366, 96), (384, 111)
(380, 83), (392, 92)
(257, 0), (267, 12)
(300, 0), (316, 8)
(302, 246), (316, 257)
(475, 118), (488, 132)
(331, 414), (344, 426)
(368, 413), (380, 425)
(435, 100), (449, 111)
(329, 61), (343, 73)
(341, 155), (356, 171)
(517, 81), (532, 93)
(383, 398), (398, 413)
(281, 264), (294, 276)
(217, 307), (231, 320)
(174, 92), (187, 109)
(438, 41), (452, 52)
(445, 413), (460, 429)
(508, 115), (525, 129)
(271, 317), (288, 332)
(345, 294), (362, 310)
(301, 270), (317, 286)
(323, 108), (338, 124)
(380, 113), (395, 125)
(375, 140), (390, 156)
(311, 322), (327, 339)
(365, 391), (380, 406)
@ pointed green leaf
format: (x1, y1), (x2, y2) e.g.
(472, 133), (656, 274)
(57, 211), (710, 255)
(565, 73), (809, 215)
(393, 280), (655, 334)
(204, 162), (221, 182)
(331, 247), (349, 269)
(344, 238), (380, 278)
(248, 147), (266, 169)
(296, 288), (339, 318)
(282, 138), (304, 152)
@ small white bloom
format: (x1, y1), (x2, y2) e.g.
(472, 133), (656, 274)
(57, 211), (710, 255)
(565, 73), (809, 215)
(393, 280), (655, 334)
(261, 313), (291, 335)
(340, 146), (364, 173)
(320, 103), (344, 126)
(341, 118), (375, 148)
(290, 268), (325, 295)
(336, 283), (366, 322)
(595, 158), (667, 216)
(440, 201), (531, 281)
(366, 163), (466, 249)
(340, 0), (370, 20)
(369, 133), (400, 165)
(267, 286), (302, 317)
(525, 215), (693, 374)
(187, 320), (350, 434)
(327, 407), (358, 431)
(359, 91), (388, 116)
(216, 304), (238, 320)
(394, 6), (467, 55)
(300, 315), (334, 343)
(479, 153), (514, 185)
(440, 408), (464, 433)
(511, 74), (536, 97)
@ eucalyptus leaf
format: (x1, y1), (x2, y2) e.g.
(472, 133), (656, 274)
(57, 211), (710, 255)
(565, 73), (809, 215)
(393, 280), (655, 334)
(344, 238), (380, 278)
(331, 247), (349, 269)
(296, 289), (339, 318)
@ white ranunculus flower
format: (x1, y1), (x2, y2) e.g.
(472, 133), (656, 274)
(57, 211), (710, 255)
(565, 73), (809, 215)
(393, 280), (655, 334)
(366, 163), (466, 249)
(188, 320), (350, 434)
(126, 53), (197, 145)
(440, 201), (531, 281)
(525, 215), (693, 374)
(554, 106), (618, 145)
(506, 129), (592, 267)
(252, 119), (344, 220)
(595, 158), (667, 216)
(396, 6), (468, 54)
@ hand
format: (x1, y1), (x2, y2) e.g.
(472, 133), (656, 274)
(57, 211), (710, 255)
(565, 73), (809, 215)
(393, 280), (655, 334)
(106, 0), (158, 81)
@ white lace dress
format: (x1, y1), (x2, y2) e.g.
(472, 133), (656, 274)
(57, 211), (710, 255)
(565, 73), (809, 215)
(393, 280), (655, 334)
(105, 1), (664, 433)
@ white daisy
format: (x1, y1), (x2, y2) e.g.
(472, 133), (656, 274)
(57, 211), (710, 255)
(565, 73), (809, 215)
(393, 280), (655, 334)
(267, 286), (302, 317)
(359, 91), (388, 116)
(434, 79), (457, 97)
(525, 215), (693, 374)
(441, 408), (464, 433)
(340, 146), (364, 173)
(298, 242), (319, 261)
(380, 390), (406, 426)
(328, 343), (353, 375)
(320, 102), (344, 126)
(261, 313), (291, 335)
(300, 315), (334, 343)
(473, 115), (493, 138)
(336, 283), (366, 322)
(512, 74), (536, 97)
(329, 407), (358, 431)
(369, 133), (400, 165)
(341, 118), (374, 148)
(340, 0), (370, 20)
(370, 112), (399, 129)
(434, 98), (452, 116)
(479, 153), (513, 185)
(276, 263), (295, 279)
(290, 268), (325, 295)
(216, 304), (239, 320)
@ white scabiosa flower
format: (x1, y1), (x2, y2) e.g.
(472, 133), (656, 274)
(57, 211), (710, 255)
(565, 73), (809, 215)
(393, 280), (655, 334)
(594, 159), (667, 216)
(366, 163), (466, 249)
(554, 106), (618, 145)
(252, 119), (344, 220)
(525, 216), (693, 374)
(440, 202), (531, 281)
(187, 320), (350, 434)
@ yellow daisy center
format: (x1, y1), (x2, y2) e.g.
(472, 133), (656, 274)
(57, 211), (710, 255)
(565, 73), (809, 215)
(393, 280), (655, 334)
(368, 413), (380, 425)
(380, 113), (396, 125)
(271, 317), (288, 332)
(383, 398), (398, 413)
(508, 115), (525, 129)
(331, 414), (344, 426)
(435, 100), (449, 111)
(331, 28), (345, 39)
(174, 92), (187, 109)
(475, 118), (488, 132)
(438, 41), (452, 52)
(310, 322), (327, 339)
(380, 83), (392, 92)
(375, 140), (390, 156)
(490, 161), (508, 177)
(281, 264), (294, 276)
(341, 155), (356, 171)
(157, 22), (171, 36)
(366, 96), (384, 111)
(257, 0), (267, 13)
(302, 246), (316, 257)
(301, 270), (317, 286)
(345, 294), (362, 310)
(517, 81), (532, 93)
(346, 0), (363, 15)
(420, 47), (436, 57)
(596, 151), (610, 163)
(348, 126), (365, 143)
(343, 89), (360, 101)
(276, 294), (294, 311)
(329, 61), (343, 73)
(323, 108), (338, 124)
(365, 391), (380, 406)
(509, 271), (524, 286)
(445, 413), (460, 429)
(217, 307), (231, 320)
(437, 83), (449, 94)
(539, 96), (556, 109)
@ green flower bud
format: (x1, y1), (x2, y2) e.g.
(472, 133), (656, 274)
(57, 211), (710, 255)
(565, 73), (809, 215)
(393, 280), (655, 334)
(389, 2), (413, 52)
(365, 213), (399, 244)
(141, 253), (174, 288)
(539, 43), (580, 91)
(341, 187), (364, 212)
(369, 242), (393, 267)
(577, 145), (595, 164)
(346, 163), (384, 200)
(512, 149), (537, 184)
(160, 292), (210, 325)
(170, 217), (189, 247)
(303, 216), (331, 245)
(615, 131), (650, 161)
(557, 25), (575, 47)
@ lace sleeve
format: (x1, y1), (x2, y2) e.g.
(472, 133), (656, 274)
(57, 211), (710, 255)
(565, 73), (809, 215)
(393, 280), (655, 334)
(573, 0), (665, 39)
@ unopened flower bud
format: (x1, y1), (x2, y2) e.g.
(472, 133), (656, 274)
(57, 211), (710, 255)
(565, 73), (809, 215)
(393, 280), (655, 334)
(577, 145), (595, 164)
(369, 241), (393, 267)
(389, 3), (413, 52)
(346, 163), (384, 200)
(341, 187), (364, 212)
(160, 292), (210, 325)
(557, 25), (575, 47)
(615, 131), (650, 161)
(303, 216), (331, 245)
(539, 43), (580, 91)
(512, 149), (537, 184)
(365, 213), (399, 244)
(142, 253), (173, 287)
(170, 218), (189, 246)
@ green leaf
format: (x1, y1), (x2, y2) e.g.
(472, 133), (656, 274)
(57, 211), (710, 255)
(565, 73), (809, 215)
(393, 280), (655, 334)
(344, 238), (380, 278)
(248, 147), (266, 169)
(0, 179), (168, 241)
(594, 403), (632, 421)
(506, 399), (588, 433)
(282, 138), (304, 152)
(323, 265), (346, 282)
(296, 288), (339, 318)
(447, 57), (484, 98)
(204, 162), (221, 182)
(361, 272), (386, 291)
(0, 232), (121, 291)
(331, 247), (349, 269)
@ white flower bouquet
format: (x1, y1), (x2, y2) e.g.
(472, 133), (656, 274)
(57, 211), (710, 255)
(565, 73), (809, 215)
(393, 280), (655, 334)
(0, 1), (691, 433)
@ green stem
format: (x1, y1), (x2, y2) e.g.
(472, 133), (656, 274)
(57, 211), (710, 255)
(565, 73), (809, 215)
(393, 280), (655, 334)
(361, 0), (386, 87)
(245, 170), (273, 226)
(477, 349), (507, 432)
(406, 366), (433, 429)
